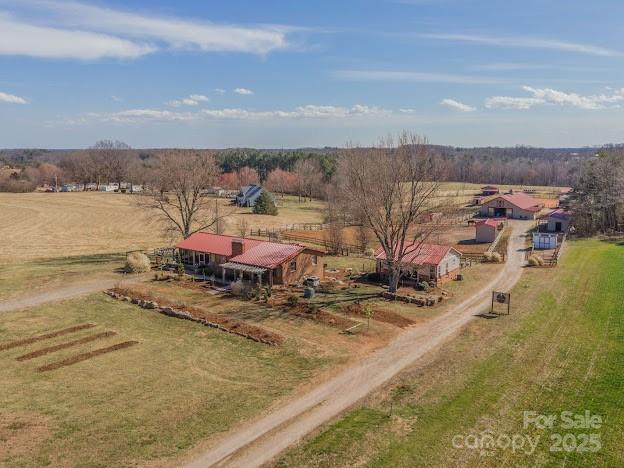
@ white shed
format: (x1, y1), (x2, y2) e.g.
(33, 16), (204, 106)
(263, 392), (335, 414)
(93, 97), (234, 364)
(533, 233), (557, 250)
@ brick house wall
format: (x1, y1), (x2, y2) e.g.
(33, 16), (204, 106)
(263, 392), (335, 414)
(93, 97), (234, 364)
(278, 250), (324, 285)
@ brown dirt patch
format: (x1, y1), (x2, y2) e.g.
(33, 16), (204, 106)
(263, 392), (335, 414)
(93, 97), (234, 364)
(0, 323), (96, 351)
(37, 341), (139, 372)
(111, 287), (285, 346)
(288, 304), (359, 330)
(340, 303), (415, 328)
(0, 412), (52, 460)
(16, 331), (116, 361)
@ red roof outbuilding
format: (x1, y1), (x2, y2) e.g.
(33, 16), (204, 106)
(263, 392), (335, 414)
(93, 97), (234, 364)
(374, 242), (459, 266)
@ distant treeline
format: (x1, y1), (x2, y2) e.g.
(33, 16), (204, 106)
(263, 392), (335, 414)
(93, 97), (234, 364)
(2, 143), (622, 192)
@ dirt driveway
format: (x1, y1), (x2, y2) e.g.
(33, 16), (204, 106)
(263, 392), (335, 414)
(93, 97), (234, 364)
(184, 220), (531, 468)
(0, 275), (146, 312)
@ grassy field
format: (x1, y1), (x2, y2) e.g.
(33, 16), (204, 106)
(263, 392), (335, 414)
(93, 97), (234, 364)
(0, 253), (125, 301)
(0, 192), (325, 262)
(0, 293), (334, 467)
(278, 239), (624, 467)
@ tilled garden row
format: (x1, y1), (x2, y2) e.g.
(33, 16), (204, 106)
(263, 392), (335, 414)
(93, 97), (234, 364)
(0, 323), (96, 351)
(37, 341), (139, 372)
(107, 288), (284, 346)
(16, 331), (117, 361)
(288, 304), (359, 330)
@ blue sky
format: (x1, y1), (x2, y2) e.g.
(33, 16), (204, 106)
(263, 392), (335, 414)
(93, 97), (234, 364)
(1, 0), (623, 148)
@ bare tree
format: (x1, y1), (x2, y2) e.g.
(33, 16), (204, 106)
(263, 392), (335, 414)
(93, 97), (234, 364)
(61, 150), (97, 190)
(337, 132), (447, 293)
(236, 217), (250, 237)
(294, 159), (324, 202)
(572, 150), (624, 234)
(90, 140), (132, 189)
(138, 149), (229, 239)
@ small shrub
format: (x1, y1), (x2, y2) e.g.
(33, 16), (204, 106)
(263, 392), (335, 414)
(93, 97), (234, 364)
(491, 252), (502, 263)
(125, 252), (151, 273)
(286, 294), (299, 306)
(231, 280), (245, 296)
(416, 281), (430, 292)
(364, 248), (375, 257)
(483, 252), (494, 262)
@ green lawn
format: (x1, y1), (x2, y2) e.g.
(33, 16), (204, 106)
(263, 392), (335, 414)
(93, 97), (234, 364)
(0, 254), (125, 301)
(277, 239), (624, 467)
(0, 294), (331, 467)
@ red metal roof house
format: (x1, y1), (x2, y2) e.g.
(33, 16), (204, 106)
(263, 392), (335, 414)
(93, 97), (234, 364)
(176, 232), (324, 286)
(374, 242), (462, 284)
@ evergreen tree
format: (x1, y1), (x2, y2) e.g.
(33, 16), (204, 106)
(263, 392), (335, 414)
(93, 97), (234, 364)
(253, 190), (278, 215)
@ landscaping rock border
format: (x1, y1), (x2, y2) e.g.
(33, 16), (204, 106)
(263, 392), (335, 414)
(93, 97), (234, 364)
(381, 291), (437, 306)
(105, 289), (283, 346)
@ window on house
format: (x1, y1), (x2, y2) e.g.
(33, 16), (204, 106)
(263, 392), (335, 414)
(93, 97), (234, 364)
(311, 255), (317, 265)
(289, 260), (297, 272)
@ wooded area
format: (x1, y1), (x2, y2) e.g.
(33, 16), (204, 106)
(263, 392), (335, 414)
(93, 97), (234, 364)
(0, 143), (610, 193)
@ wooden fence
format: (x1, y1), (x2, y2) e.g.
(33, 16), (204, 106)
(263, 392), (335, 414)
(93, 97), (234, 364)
(249, 223), (329, 238)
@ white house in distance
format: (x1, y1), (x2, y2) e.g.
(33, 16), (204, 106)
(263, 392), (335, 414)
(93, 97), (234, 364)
(479, 191), (544, 219)
(374, 242), (462, 284)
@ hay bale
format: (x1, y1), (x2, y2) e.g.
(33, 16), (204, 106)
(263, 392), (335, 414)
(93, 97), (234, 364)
(125, 251), (151, 273)
(528, 254), (545, 266)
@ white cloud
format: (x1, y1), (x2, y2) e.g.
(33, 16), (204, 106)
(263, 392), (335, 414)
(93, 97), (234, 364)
(189, 94), (209, 102)
(440, 98), (475, 112)
(111, 95), (122, 102)
(0, 0), (292, 59)
(472, 62), (547, 72)
(0, 12), (155, 59)
(214, 88), (226, 94)
(233, 87), (254, 95)
(168, 94), (210, 107)
(523, 86), (624, 110)
(9, 0), (294, 55)
(91, 108), (196, 123)
(485, 96), (544, 110)
(421, 33), (624, 57)
(70, 104), (395, 124)
(486, 86), (624, 110)
(0, 90), (27, 104)
(333, 69), (500, 84)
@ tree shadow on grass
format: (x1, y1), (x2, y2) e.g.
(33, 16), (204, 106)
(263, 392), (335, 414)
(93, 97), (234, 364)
(599, 237), (624, 246)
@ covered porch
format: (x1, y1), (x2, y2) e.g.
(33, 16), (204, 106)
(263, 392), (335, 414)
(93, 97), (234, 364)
(220, 262), (273, 287)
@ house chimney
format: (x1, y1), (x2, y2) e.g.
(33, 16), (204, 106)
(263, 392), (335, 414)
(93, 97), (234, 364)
(231, 238), (245, 257)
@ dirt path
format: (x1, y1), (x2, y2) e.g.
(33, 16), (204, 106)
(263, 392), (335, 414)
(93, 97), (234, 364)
(0, 275), (144, 312)
(185, 221), (531, 468)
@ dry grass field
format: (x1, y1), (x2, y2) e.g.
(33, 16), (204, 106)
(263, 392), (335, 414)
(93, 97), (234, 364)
(0, 293), (334, 466)
(0, 182), (562, 263)
(0, 192), (325, 262)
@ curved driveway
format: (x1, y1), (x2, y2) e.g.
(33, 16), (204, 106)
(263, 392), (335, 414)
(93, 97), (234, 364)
(186, 221), (530, 468)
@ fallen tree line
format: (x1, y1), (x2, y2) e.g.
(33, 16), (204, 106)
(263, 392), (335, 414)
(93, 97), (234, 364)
(106, 288), (284, 346)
